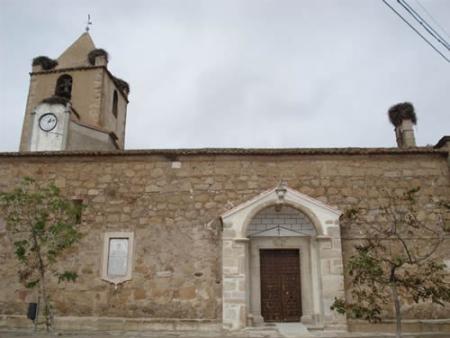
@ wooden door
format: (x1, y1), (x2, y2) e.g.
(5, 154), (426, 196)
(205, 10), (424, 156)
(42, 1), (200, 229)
(260, 249), (301, 322)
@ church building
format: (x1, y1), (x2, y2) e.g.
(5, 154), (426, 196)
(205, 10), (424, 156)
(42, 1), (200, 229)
(0, 33), (449, 334)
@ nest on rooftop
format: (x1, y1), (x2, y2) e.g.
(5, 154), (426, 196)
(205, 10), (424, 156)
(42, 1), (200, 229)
(113, 76), (130, 94)
(32, 56), (58, 70)
(388, 102), (417, 127)
(88, 48), (109, 65)
(40, 96), (69, 105)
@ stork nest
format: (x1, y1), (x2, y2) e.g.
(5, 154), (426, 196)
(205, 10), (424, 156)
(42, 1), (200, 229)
(41, 96), (69, 105)
(32, 56), (58, 70)
(388, 102), (417, 127)
(88, 48), (109, 65)
(113, 76), (130, 94)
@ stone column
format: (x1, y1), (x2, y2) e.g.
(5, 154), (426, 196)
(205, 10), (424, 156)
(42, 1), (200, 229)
(222, 236), (249, 330)
(318, 227), (347, 330)
(306, 237), (322, 326)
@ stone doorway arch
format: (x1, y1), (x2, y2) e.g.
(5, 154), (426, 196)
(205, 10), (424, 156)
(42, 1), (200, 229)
(220, 184), (347, 331)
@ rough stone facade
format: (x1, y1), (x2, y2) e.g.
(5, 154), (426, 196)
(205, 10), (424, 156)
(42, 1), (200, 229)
(0, 148), (449, 332)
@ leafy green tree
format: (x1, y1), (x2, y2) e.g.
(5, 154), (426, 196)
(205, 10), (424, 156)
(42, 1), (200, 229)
(0, 178), (82, 331)
(331, 187), (450, 338)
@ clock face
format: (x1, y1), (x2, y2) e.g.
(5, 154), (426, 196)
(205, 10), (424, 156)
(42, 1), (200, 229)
(38, 113), (58, 132)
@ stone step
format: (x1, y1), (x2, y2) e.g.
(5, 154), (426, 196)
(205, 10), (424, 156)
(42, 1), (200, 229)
(1, 329), (448, 338)
(284, 332), (450, 338)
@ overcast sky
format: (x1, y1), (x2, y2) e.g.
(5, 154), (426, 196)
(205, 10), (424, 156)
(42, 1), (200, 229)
(0, 0), (449, 151)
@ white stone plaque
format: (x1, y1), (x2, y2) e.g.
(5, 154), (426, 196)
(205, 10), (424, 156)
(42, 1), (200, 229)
(107, 238), (129, 276)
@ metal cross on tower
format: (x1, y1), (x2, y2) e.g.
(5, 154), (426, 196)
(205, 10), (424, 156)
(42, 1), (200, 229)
(85, 14), (93, 32)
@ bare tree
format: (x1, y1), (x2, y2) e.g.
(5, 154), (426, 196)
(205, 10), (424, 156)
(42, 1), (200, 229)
(332, 187), (450, 338)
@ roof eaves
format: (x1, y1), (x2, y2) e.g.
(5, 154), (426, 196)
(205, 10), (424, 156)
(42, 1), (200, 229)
(0, 147), (447, 158)
(435, 136), (450, 149)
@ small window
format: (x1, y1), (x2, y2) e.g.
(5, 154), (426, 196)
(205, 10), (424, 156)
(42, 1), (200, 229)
(112, 90), (118, 118)
(101, 232), (134, 285)
(55, 74), (73, 99)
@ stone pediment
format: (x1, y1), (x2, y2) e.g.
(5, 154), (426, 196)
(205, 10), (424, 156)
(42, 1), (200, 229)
(221, 183), (342, 237)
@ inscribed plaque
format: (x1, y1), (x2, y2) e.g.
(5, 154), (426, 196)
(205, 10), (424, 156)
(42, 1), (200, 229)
(107, 238), (128, 276)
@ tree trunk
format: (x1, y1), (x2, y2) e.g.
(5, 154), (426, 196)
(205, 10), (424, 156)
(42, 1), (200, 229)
(391, 282), (402, 338)
(33, 233), (51, 332)
(38, 264), (50, 331)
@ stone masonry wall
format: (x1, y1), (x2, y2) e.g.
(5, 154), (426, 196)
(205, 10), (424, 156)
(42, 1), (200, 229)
(0, 151), (448, 323)
(20, 68), (105, 151)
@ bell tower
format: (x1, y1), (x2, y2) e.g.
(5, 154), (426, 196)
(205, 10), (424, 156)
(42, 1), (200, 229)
(19, 32), (129, 152)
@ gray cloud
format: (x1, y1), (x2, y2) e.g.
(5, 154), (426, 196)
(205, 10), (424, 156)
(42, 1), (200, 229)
(1, 0), (449, 151)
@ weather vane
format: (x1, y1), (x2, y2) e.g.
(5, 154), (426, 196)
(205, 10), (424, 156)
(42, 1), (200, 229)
(85, 14), (92, 32)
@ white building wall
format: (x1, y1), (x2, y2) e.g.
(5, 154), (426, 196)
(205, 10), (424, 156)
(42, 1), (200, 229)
(29, 103), (70, 151)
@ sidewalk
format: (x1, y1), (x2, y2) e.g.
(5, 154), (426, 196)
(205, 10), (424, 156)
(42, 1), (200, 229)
(1, 329), (450, 338)
(0, 328), (283, 338)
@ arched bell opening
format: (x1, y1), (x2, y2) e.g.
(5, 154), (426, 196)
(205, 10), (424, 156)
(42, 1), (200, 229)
(55, 74), (73, 99)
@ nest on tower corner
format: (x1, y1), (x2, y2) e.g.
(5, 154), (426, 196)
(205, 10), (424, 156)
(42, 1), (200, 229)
(388, 102), (417, 127)
(40, 96), (69, 105)
(88, 48), (109, 65)
(32, 56), (58, 70)
(113, 76), (130, 94)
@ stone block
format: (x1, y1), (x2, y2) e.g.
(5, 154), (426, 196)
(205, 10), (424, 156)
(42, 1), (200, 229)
(320, 240), (332, 249)
(223, 279), (237, 291)
(134, 288), (146, 300)
(332, 238), (341, 249)
(320, 248), (342, 259)
(178, 286), (196, 300)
